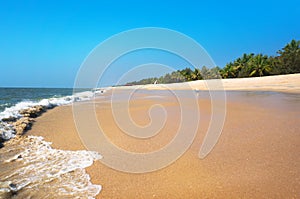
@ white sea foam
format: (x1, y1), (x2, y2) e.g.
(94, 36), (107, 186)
(0, 90), (103, 198)
(0, 91), (94, 121)
(0, 136), (102, 198)
(0, 103), (11, 108)
(0, 90), (95, 140)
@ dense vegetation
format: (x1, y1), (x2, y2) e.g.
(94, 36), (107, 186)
(126, 39), (300, 85)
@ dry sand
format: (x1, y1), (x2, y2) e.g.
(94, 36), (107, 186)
(27, 74), (300, 198)
(116, 73), (300, 93)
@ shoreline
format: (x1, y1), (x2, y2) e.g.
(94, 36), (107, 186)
(1, 74), (299, 198)
(27, 74), (300, 198)
(0, 91), (100, 198)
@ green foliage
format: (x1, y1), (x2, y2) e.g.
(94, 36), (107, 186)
(248, 54), (272, 77)
(274, 39), (300, 74)
(126, 67), (204, 85)
(125, 39), (300, 85)
(220, 40), (300, 78)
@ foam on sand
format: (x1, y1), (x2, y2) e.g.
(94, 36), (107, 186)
(0, 136), (102, 198)
(0, 91), (94, 141)
(0, 90), (103, 199)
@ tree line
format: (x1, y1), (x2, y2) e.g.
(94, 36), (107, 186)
(126, 39), (300, 85)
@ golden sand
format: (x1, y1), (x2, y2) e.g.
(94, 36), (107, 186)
(116, 73), (300, 93)
(27, 75), (300, 198)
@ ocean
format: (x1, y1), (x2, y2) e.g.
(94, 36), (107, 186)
(0, 87), (102, 199)
(0, 88), (74, 112)
(1, 87), (299, 198)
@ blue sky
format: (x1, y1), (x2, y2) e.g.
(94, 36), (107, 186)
(0, 0), (299, 87)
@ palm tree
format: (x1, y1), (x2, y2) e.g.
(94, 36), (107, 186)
(278, 39), (300, 57)
(220, 62), (239, 78)
(191, 68), (203, 80)
(170, 71), (185, 83)
(234, 53), (255, 77)
(248, 54), (271, 77)
(209, 66), (221, 79)
(277, 39), (300, 73)
(180, 68), (193, 81)
(201, 66), (211, 79)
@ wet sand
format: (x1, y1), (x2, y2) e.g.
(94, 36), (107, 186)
(27, 75), (300, 198)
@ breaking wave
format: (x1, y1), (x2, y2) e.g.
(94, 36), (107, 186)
(0, 90), (104, 199)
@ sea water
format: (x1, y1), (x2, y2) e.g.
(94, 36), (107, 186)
(0, 88), (102, 199)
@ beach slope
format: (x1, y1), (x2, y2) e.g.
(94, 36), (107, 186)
(28, 74), (300, 198)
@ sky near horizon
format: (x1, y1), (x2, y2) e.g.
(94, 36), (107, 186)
(0, 0), (299, 88)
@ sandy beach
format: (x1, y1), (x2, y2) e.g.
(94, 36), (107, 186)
(27, 74), (300, 198)
(117, 73), (300, 93)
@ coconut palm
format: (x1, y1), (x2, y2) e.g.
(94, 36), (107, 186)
(180, 68), (193, 81)
(191, 68), (203, 80)
(277, 39), (300, 73)
(220, 62), (239, 78)
(200, 66), (211, 79)
(234, 53), (255, 77)
(171, 71), (185, 83)
(248, 54), (271, 77)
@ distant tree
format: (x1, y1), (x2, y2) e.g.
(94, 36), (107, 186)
(200, 66), (211, 79)
(179, 68), (193, 81)
(248, 54), (272, 77)
(236, 53), (255, 77)
(268, 56), (281, 75)
(125, 39), (300, 85)
(209, 66), (222, 79)
(220, 62), (239, 78)
(191, 68), (203, 80)
(170, 70), (185, 83)
(276, 39), (300, 74)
